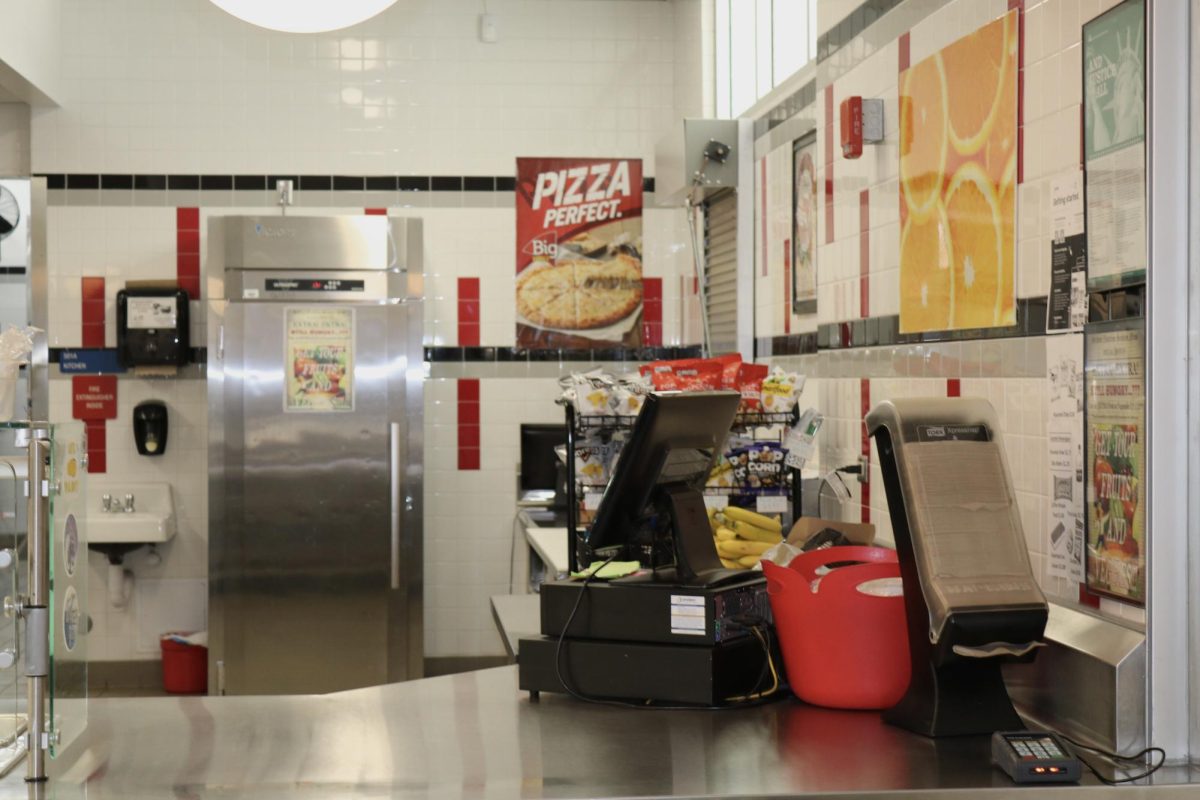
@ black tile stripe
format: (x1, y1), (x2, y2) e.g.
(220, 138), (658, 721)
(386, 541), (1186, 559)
(365, 176), (398, 191)
(758, 297), (1054, 358)
(424, 346), (702, 364)
(817, 0), (904, 66)
(134, 175), (166, 190)
(398, 176), (430, 191)
(38, 173), (658, 195)
(200, 175), (233, 191)
(333, 175), (364, 191)
(0, 267), (27, 275)
(463, 176), (494, 192)
(67, 174), (99, 189)
(234, 175), (267, 190)
(101, 174), (133, 190)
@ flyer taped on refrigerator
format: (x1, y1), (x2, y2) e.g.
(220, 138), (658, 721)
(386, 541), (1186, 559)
(1046, 334), (1085, 582)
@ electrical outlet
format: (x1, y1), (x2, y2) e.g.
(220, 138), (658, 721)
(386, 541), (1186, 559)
(857, 455), (869, 483)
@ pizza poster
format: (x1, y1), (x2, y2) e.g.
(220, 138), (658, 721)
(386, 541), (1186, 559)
(1084, 322), (1145, 604)
(515, 157), (644, 348)
(285, 307), (354, 412)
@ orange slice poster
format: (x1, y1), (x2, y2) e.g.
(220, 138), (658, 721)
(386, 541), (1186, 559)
(899, 11), (1017, 334)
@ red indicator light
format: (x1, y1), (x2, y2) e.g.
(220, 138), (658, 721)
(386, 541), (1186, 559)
(312, 281), (322, 288)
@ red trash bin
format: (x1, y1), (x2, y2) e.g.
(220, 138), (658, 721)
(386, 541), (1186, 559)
(762, 546), (910, 710)
(161, 635), (208, 694)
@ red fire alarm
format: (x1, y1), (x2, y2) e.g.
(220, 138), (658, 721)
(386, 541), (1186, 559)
(839, 97), (885, 160)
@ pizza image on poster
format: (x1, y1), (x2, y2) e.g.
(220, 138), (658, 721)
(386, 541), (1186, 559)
(515, 157), (644, 348)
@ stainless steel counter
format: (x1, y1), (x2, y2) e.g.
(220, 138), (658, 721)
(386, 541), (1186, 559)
(4, 666), (1196, 799)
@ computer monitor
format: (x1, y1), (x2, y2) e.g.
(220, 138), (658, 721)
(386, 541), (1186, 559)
(584, 390), (749, 587)
(519, 424), (567, 506)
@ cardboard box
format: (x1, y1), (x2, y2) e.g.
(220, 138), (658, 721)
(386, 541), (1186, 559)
(787, 517), (876, 547)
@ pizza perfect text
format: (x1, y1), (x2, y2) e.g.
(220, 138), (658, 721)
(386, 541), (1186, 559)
(531, 162), (634, 227)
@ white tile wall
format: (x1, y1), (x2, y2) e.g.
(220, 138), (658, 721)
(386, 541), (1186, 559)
(756, 0), (1142, 623)
(33, 0), (708, 661)
(33, 0), (679, 176)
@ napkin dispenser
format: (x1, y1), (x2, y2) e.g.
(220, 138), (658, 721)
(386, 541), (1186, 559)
(867, 398), (1048, 737)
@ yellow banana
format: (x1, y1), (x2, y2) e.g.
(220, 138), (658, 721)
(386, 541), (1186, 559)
(737, 555), (761, 568)
(720, 557), (741, 569)
(717, 538), (774, 558)
(721, 506), (782, 534)
(715, 526), (737, 542)
(730, 519), (782, 544)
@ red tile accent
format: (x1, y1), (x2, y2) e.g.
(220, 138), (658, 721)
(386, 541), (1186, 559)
(176, 207), (199, 229)
(85, 420), (107, 474)
(860, 378), (871, 524)
(824, 85), (834, 160)
(859, 189), (870, 318)
(825, 165), (835, 244)
(364, 208), (387, 216)
(783, 240), (791, 335)
(176, 206), (201, 300)
(457, 378), (481, 471)
(947, 378), (961, 397)
(898, 32), (910, 73)
(642, 277), (663, 346)
(457, 277), (481, 347)
(81, 277), (105, 348)
(1078, 584), (1101, 609)
(760, 158), (768, 277)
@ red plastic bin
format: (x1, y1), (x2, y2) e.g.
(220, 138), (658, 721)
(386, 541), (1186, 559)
(161, 636), (207, 694)
(762, 546), (910, 710)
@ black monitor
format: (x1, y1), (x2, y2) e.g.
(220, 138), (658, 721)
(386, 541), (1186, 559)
(519, 424), (567, 505)
(584, 391), (749, 588)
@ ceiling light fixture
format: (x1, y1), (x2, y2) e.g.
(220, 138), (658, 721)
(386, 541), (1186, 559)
(208, 0), (400, 33)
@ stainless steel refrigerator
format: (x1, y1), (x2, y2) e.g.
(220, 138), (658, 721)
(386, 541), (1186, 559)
(207, 215), (423, 695)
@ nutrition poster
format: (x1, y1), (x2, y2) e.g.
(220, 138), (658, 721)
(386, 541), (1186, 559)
(1083, 0), (1146, 289)
(898, 10), (1017, 334)
(1084, 321), (1145, 604)
(1045, 334), (1085, 583)
(792, 136), (817, 314)
(285, 307), (354, 412)
(515, 157), (644, 348)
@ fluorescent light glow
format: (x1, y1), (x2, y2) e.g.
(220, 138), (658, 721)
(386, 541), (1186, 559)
(208, 0), (399, 33)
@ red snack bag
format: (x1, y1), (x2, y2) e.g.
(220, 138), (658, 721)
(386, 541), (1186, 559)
(735, 363), (769, 410)
(711, 353), (743, 390)
(670, 359), (723, 391)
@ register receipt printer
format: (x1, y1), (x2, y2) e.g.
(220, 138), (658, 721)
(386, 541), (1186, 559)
(867, 398), (1048, 738)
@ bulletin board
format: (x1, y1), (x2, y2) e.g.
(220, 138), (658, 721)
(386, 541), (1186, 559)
(898, 11), (1017, 334)
(792, 133), (818, 315)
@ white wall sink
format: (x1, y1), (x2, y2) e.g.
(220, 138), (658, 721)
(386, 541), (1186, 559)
(89, 482), (176, 544)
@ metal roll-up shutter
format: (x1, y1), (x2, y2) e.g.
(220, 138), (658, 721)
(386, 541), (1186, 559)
(703, 190), (738, 354)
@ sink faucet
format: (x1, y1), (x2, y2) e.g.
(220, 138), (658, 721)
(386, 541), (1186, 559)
(123, 494), (135, 514)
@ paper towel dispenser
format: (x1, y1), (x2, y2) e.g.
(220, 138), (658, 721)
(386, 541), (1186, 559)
(867, 398), (1048, 737)
(117, 287), (190, 368)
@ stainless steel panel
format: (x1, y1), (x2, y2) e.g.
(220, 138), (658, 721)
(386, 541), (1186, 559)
(209, 214), (424, 695)
(1004, 603), (1146, 753)
(222, 216), (404, 271)
(35, 666), (1200, 799)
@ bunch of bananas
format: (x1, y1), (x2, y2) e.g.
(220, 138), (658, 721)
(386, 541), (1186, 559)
(707, 506), (783, 570)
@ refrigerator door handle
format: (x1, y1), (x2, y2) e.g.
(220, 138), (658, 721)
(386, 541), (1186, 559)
(389, 421), (402, 590)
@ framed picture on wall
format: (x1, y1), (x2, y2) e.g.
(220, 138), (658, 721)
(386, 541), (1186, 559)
(792, 133), (818, 316)
(1083, 317), (1145, 605)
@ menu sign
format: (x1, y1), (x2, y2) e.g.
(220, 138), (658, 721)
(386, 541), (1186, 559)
(515, 157), (644, 348)
(1084, 321), (1145, 604)
(285, 307), (354, 412)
